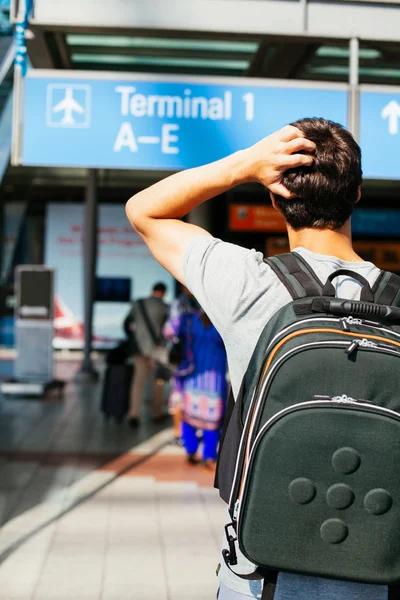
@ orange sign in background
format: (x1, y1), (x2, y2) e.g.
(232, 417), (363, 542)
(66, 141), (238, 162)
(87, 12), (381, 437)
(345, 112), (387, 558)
(266, 237), (400, 272)
(353, 241), (400, 272)
(229, 205), (286, 232)
(266, 237), (291, 256)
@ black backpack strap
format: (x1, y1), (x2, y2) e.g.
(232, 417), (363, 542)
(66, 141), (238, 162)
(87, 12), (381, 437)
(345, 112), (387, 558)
(137, 299), (161, 345)
(373, 271), (400, 307)
(264, 252), (323, 300)
(214, 385), (238, 490)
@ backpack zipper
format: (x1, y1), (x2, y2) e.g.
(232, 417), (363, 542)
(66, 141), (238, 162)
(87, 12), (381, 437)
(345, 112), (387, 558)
(244, 322), (400, 454)
(313, 393), (374, 404)
(235, 398), (400, 529)
(248, 328), (400, 449)
(248, 330), (400, 457)
(267, 316), (400, 354)
(229, 334), (400, 516)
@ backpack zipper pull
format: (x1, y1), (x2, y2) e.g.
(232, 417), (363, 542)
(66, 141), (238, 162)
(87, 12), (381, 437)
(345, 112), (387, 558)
(341, 316), (363, 331)
(233, 499), (240, 521)
(341, 318), (349, 331)
(346, 340), (360, 355)
(332, 394), (357, 404)
(224, 523), (238, 566)
(359, 338), (378, 349)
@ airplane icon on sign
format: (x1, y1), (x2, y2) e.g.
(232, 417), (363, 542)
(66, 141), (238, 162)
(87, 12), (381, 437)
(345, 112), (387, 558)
(47, 84), (91, 128)
(52, 88), (84, 124)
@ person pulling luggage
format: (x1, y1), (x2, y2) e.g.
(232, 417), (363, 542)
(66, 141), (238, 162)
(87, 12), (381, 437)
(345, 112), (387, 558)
(124, 282), (169, 427)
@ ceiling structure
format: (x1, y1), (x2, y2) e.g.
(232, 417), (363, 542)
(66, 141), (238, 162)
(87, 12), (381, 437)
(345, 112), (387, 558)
(25, 31), (400, 86)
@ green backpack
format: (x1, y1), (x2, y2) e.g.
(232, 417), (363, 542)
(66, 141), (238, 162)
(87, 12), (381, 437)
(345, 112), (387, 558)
(217, 252), (400, 586)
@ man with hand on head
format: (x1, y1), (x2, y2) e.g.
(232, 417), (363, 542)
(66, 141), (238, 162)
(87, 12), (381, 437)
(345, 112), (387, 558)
(126, 119), (386, 600)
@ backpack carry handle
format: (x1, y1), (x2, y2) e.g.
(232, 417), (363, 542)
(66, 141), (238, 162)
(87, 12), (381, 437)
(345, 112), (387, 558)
(322, 269), (374, 302)
(312, 297), (400, 321)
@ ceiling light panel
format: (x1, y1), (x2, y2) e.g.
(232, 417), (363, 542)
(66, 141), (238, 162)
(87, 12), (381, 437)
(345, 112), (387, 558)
(71, 53), (249, 70)
(67, 34), (258, 54)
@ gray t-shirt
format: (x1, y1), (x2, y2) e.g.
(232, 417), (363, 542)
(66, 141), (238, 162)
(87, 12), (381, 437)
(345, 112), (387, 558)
(183, 237), (387, 600)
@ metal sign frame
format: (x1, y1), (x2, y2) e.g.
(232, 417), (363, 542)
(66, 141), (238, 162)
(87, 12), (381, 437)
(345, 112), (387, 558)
(11, 68), (349, 169)
(20, 68), (351, 88)
(13, 67), (400, 177)
(359, 83), (400, 180)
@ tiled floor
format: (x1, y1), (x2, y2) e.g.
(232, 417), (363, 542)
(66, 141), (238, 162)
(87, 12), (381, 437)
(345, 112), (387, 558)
(0, 355), (226, 599)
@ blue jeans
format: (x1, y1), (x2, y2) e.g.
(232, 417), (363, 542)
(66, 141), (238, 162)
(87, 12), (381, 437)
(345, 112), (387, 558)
(274, 574), (388, 600)
(218, 575), (388, 600)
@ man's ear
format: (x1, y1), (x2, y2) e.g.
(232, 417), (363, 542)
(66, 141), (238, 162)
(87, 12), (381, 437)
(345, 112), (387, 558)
(270, 192), (279, 210)
(356, 186), (361, 204)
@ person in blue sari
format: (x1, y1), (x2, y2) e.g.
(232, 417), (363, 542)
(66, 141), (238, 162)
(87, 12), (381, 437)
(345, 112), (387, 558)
(164, 310), (228, 468)
(164, 286), (199, 443)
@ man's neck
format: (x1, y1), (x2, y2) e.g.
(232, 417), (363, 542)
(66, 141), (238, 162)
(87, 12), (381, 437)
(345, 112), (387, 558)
(287, 220), (363, 262)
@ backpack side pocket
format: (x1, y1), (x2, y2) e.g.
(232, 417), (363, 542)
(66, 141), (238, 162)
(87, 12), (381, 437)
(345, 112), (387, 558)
(215, 390), (244, 504)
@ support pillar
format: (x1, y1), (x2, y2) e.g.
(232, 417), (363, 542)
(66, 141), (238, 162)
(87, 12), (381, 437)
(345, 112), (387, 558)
(348, 37), (359, 142)
(76, 169), (99, 382)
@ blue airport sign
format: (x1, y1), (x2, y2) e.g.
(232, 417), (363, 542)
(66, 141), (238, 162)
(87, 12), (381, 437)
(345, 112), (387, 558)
(19, 71), (348, 171)
(353, 209), (400, 236)
(360, 88), (400, 180)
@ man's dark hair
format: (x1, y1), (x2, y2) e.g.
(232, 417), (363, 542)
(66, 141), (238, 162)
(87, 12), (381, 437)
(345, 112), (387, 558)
(275, 118), (362, 230)
(153, 282), (167, 294)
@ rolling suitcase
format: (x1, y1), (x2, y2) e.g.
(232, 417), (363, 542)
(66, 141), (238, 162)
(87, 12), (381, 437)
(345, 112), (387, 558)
(101, 341), (134, 423)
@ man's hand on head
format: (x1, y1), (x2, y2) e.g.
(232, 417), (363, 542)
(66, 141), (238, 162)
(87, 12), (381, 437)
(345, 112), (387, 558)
(125, 124), (314, 285)
(242, 125), (315, 198)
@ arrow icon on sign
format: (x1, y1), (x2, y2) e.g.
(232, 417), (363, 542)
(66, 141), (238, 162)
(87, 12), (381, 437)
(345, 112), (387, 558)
(381, 100), (400, 135)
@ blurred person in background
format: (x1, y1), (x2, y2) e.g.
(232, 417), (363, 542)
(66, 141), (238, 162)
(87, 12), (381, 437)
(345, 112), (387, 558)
(164, 285), (199, 443)
(170, 284), (199, 319)
(164, 308), (227, 467)
(124, 282), (169, 427)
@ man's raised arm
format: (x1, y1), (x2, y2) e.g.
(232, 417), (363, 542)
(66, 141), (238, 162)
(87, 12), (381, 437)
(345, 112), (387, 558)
(125, 125), (315, 283)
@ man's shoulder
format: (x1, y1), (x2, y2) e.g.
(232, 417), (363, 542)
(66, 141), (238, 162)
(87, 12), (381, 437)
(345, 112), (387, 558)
(185, 237), (290, 296)
(181, 236), (293, 336)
